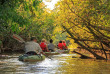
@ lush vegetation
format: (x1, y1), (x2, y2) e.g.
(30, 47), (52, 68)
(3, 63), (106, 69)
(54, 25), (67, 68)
(54, 0), (110, 59)
(0, 0), (110, 60)
(0, 0), (57, 51)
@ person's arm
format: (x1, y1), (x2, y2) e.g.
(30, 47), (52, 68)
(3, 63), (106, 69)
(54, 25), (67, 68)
(37, 44), (46, 55)
(46, 45), (50, 52)
(66, 45), (68, 49)
(44, 43), (49, 52)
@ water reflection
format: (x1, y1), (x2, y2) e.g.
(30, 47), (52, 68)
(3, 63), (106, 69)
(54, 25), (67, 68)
(23, 58), (60, 74)
(0, 53), (110, 74)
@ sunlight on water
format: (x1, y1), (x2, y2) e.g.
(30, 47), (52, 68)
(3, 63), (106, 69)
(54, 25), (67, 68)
(0, 53), (110, 74)
(24, 58), (60, 74)
(37, 58), (59, 67)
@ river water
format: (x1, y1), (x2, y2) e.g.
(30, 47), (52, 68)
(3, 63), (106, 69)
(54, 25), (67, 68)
(0, 53), (110, 74)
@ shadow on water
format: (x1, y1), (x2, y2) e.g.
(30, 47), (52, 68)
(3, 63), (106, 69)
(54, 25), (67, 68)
(0, 53), (110, 74)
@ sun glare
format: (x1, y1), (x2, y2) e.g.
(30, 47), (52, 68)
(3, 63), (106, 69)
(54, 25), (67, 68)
(43, 0), (59, 10)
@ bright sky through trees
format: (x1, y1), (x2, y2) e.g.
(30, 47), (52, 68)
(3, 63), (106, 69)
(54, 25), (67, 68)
(43, 0), (59, 10)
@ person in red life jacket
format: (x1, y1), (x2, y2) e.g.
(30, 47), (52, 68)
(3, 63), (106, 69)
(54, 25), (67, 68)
(40, 39), (49, 52)
(62, 40), (68, 50)
(57, 40), (63, 50)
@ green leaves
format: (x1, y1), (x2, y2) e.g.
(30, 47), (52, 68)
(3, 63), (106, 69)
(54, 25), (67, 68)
(24, 3), (29, 11)
(0, 0), (56, 43)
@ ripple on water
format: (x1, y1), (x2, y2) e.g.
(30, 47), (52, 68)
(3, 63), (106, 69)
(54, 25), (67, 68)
(0, 54), (110, 74)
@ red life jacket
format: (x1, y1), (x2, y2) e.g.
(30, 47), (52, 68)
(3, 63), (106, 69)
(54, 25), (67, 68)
(58, 43), (63, 50)
(62, 43), (67, 49)
(40, 42), (46, 51)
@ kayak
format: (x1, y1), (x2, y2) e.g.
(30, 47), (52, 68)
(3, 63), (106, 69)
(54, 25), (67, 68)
(44, 52), (60, 56)
(62, 49), (70, 53)
(55, 49), (70, 53)
(44, 49), (70, 56)
(18, 54), (45, 62)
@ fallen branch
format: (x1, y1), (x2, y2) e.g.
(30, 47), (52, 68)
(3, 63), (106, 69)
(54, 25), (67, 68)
(72, 50), (92, 59)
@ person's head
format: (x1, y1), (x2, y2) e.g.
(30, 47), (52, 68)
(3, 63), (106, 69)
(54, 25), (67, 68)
(62, 40), (65, 43)
(41, 39), (46, 42)
(59, 40), (62, 43)
(50, 39), (53, 43)
(31, 37), (37, 42)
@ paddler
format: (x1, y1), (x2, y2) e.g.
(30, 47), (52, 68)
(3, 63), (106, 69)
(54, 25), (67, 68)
(48, 39), (55, 52)
(62, 40), (68, 50)
(25, 37), (44, 55)
(57, 40), (63, 50)
(40, 39), (49, 52)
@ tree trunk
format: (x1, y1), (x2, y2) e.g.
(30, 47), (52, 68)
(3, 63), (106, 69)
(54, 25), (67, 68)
(62, 25), (106, 60)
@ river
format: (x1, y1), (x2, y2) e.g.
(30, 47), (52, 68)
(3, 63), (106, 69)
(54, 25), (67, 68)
(0, 53), (110, 74)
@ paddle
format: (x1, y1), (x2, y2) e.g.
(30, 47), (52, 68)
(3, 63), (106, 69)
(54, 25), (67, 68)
(44, 54), (53, 60)
(12, 34), (25, 43)
(12, 34), (53, 60)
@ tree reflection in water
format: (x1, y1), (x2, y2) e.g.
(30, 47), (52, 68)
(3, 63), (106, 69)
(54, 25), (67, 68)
(0, 53), (110, 74)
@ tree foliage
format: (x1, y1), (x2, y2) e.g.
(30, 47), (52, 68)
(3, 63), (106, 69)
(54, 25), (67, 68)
(54, 0), (110, 59)
(1, 0), (110, 60)
(0, 0), (56, 51)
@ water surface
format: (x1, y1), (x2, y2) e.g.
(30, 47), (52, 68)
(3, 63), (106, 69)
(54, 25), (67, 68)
(0, 53), (110, 74)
